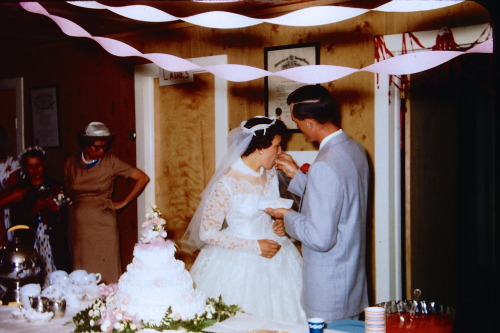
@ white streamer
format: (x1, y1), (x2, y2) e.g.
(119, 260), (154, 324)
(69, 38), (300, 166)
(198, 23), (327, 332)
(19, 2), (491, 84)
(67, 1), (466, 28)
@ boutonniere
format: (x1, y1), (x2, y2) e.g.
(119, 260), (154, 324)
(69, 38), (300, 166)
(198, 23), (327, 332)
(300, 163), (310, 174)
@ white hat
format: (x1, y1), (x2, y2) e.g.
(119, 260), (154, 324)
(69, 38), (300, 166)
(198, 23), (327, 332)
(83, 122), (112, 137)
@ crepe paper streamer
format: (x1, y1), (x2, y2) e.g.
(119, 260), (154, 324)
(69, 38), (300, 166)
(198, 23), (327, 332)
(67, 0), (466, 28)
(67, 1), (181, 23)
(273, 65), (359, 84)
(19, 2), (492, 84)
(20, 2), (201, 72)
(260, 7), (370, 27)
(374, 0), (466, 13)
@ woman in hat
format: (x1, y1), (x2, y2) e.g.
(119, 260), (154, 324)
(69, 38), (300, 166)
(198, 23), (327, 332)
(64, 122), (149, 283)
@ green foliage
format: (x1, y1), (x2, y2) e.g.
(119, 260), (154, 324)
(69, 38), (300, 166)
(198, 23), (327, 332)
(143, 296), (241, 332)
(71, 296), (241, 333)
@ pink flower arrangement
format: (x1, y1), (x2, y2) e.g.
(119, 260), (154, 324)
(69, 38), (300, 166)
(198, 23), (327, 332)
(98, 283), (119, 299)
(140, 206), (168, 243)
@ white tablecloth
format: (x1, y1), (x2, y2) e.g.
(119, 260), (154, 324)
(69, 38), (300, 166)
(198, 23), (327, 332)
(0, 305), (77, 333)
(0, 306), (344, 333)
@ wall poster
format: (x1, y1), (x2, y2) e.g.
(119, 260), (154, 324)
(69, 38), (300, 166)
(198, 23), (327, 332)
(30, 86), (60, 148)
(264, 42), (320, 131)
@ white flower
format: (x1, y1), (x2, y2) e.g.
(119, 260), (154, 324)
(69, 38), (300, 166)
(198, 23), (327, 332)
(101, 320), (111, 331)
(90, 319), (95, 326)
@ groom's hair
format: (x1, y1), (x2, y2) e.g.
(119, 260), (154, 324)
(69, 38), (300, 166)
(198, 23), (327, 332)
(287, 84), (340, 126)
(242, 117), (287, 157)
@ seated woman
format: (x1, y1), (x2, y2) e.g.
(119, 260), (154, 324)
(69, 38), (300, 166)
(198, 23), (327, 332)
(10, 147), (72, 283)
(182, 116), (307, 324)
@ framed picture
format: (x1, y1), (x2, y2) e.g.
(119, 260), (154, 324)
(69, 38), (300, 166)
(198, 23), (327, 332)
(30, 86), (60, 148)
(265, 42), (320, 131)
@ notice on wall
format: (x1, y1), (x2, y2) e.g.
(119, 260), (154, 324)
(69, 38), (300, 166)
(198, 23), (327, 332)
(31, 86), (60, 148)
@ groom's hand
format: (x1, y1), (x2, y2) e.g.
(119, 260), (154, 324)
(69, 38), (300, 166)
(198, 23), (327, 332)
(272, 218), (286, 236)
(258, 239), (281, 259)
(275, 153), (299, 179)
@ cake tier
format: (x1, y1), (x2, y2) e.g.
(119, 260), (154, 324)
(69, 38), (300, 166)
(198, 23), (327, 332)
(116, 239), (207, 324)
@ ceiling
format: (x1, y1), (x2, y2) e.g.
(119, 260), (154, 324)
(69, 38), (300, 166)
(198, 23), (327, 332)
(0, 0), (495, 53)
(0, 0), (393, 52)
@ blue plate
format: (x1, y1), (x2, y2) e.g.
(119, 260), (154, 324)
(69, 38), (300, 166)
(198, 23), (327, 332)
(327, 319), (364, 333)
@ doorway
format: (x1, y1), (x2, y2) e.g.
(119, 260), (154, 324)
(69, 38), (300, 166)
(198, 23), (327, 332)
(134, 55), (228, 266)
(0, 77), (24, 156)
(404, 54), (494, 332)
(373, 23), (492, 304)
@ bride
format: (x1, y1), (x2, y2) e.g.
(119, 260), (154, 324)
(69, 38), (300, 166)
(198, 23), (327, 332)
(181, 116), (306, 324)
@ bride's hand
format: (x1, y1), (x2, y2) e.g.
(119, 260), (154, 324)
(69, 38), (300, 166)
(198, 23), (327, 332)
(258, 239), (281, 259)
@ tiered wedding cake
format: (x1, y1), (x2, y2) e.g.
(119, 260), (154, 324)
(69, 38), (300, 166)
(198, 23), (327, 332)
(73, 207), (240, 333)
(115, 215), (206, 323)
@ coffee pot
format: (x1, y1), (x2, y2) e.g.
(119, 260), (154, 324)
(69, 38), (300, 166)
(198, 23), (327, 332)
(0, 225), (42, 305)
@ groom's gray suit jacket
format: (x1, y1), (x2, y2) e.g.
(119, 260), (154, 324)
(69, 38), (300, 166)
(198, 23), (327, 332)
(284, 130), (369, 322)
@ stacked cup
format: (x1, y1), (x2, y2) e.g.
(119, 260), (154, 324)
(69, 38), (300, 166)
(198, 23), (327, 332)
(308, 317), (325, 333)
(365, 306), (386, 333)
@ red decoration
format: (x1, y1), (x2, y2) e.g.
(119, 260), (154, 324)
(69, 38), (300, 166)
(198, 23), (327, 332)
(300, 163), (310, 174)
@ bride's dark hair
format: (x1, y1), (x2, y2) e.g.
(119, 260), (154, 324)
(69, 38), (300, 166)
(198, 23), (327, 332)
(242, 117), (287, 156)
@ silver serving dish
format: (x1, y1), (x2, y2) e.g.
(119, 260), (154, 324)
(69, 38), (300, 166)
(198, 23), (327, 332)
(0, 226), (42, 304)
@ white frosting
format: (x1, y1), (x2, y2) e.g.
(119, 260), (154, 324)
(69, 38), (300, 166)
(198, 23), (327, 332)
(115, 239), (207, 324)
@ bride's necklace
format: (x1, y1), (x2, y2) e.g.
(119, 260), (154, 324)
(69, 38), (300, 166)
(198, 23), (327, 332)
(81, 152), (99, 168)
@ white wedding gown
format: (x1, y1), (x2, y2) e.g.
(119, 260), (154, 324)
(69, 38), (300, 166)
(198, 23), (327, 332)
(190, 158), (307, 324)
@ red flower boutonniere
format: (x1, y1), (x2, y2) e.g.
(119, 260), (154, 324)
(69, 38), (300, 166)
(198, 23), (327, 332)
(300, 163), (310, 174)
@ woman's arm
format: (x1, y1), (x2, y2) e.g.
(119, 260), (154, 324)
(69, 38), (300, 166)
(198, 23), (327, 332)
(0, 186), (27, 208)
(113, 168), (150, 210)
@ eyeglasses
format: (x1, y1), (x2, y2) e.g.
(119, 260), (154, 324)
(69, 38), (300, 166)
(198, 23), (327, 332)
(91, 144), (109, 151)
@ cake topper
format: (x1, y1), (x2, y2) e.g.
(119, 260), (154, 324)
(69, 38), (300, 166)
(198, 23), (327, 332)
(140, 205), (167, 244)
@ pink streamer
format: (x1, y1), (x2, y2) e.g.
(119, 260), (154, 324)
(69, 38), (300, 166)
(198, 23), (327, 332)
(19, 2), (493, 84)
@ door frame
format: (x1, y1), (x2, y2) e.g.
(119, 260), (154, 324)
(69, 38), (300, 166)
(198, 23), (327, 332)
(133, 55), (228, 233)
(374, 23), (490, 303)
(0, 77), (25, 155)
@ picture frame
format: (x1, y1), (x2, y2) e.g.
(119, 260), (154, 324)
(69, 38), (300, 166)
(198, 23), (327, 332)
(30, 86), (60, 148)
(264, 42), (320, 131)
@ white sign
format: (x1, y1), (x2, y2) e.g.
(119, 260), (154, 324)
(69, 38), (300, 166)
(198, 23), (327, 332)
(159, 70), (194, 86)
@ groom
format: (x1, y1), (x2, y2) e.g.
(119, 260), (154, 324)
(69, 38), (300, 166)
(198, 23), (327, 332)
(265, 84), (369, 323)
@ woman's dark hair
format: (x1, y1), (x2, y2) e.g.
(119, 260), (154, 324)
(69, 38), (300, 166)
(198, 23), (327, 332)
(286, 84), (340, 126)
(20, 147), (47, 168)
(242, 117), (287, 157)
(77, 130), (114, 150)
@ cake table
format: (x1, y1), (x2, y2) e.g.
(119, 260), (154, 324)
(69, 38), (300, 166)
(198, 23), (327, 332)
(0, 306), (346, 333)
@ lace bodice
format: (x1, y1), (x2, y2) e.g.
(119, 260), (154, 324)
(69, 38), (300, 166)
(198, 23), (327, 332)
(199, 158), (288, 255)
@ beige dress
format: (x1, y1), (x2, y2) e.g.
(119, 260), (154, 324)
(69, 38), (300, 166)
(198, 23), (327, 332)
(64, 153), (134, 283)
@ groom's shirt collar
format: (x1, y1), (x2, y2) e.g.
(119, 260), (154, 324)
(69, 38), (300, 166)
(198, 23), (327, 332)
(320, 129), (343, 150)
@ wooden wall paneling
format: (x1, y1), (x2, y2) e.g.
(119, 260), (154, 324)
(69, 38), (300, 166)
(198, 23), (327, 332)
(154, 73), (215, 268)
